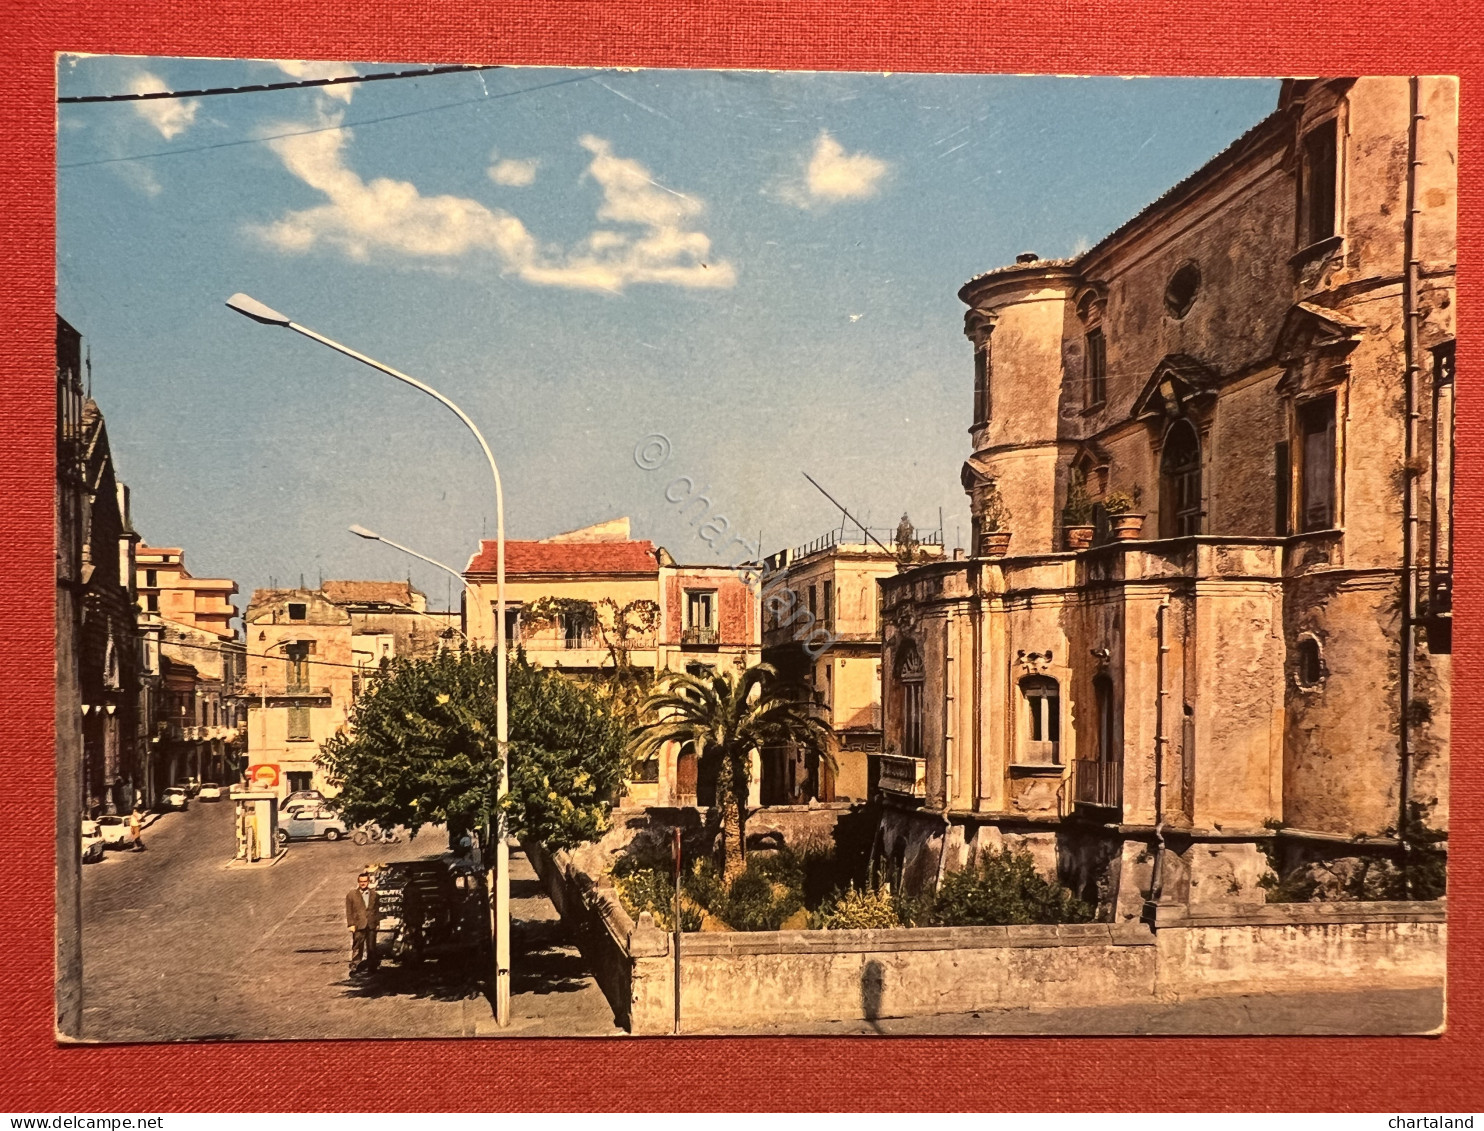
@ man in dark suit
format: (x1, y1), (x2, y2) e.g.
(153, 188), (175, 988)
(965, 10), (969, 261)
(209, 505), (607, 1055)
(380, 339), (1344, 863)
(345, 871), (379, 974)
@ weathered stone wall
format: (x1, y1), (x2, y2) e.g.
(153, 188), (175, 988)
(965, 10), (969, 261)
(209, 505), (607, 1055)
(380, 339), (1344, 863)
(618, 900), (1443, 1035)
(1156, 901), (1447, 1000)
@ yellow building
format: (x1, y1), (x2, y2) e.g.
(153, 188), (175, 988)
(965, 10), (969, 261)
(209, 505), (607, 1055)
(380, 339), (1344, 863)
(879, 77), (1454, 918)
(760, 526), (944, 803)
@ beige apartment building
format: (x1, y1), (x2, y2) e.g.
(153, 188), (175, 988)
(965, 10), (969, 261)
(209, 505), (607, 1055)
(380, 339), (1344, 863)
(879, 77), (1454, 919)
(760, 527), (944, 803)
(134, 545), (244, 800)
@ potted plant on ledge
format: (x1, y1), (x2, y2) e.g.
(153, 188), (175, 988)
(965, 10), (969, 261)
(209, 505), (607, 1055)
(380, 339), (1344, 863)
(1103, 487), (1145, 541)
(1062, 470), (1095, 551)
(977, 484), (1013, 558)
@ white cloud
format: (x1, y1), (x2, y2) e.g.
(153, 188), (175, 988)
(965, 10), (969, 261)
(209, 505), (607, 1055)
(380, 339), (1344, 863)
(784, 130), (889, 207)
(488, 155), (539, 187)
(251, 118), (734, 292)
(272, 60), (359, 102)
(128, 71), (198, 140)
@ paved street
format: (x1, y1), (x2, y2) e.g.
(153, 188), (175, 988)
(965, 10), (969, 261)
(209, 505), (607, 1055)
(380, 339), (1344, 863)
(692, 986), (1445, 1036)
(79, 798), (623, 1040)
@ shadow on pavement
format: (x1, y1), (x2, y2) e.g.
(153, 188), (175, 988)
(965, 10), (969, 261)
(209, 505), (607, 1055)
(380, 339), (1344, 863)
(510, 920), (594, 997)
(509, 876), (545, 900)
(337, 955), (485, 1003)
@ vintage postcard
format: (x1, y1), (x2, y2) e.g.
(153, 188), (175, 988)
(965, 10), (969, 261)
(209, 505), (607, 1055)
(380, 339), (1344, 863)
(55, 58), (1452, 1040)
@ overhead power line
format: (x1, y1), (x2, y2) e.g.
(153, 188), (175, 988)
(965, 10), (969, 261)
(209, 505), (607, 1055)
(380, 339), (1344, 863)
(57, 71), (593, 171)
(58, 63), (501, 104)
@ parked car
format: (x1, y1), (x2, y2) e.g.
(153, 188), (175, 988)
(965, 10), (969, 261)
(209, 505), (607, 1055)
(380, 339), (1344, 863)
(162, 787), (190, 811)
(276, 807), (348, 844)
(279, 789), (326, 812)
(174, 779), (199, 797)
(80, 820), (105, 863)
(197, 782), (223, 801)
(95, 814), (136, 850)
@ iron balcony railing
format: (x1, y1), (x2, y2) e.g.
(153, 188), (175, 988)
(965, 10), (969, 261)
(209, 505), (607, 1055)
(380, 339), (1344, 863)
(681, 626), (718, 646)
(879, 754), (926, 798)
(1073, 759), (1123, 811)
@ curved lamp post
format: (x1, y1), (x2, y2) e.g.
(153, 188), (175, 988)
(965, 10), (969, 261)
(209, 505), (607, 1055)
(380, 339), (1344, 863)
(347, 525), (473, 644)
(226, 294), (511, 1027)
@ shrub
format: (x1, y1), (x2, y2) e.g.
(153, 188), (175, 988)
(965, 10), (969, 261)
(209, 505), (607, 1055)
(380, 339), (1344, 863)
(811, 885), (904, 930)
(614, 866), (704, 931)
(928, 848), (1093, 926)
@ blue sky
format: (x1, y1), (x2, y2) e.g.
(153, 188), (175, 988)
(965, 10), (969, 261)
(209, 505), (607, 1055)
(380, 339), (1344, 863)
(57, 58), (1279, 616)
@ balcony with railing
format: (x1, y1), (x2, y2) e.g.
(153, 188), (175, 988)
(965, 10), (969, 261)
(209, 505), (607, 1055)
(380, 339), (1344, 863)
(1073, 759), (1123, 812)
(681, 626), (718, 646)
(878, 754), (926, 798)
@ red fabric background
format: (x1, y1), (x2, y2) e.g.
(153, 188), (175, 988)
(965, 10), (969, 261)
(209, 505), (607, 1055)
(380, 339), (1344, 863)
(1, 0), (1478, 1112)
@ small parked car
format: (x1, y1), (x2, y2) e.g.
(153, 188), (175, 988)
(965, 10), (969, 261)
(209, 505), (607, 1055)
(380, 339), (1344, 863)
(162, 787), (190, 811)
(174, 779), (199, 798)
(80, 820), (105, 863)
(95, 814), (137, 850)
(276, 807), (348, 844)
(197, 782), (223, 801)
(279, 789), (326, 812)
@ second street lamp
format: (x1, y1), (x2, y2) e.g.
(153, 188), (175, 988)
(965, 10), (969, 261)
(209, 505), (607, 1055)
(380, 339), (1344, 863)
(347, 525), (474, 644)
(226, 294), (512, 1027)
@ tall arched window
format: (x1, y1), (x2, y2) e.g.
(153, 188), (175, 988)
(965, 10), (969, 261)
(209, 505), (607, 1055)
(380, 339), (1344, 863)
(897, 643), (924, 759)
(1093, 674), (1118, 764)
(1161, 419), (1203, 538)
(1020, 675), (1061, 764)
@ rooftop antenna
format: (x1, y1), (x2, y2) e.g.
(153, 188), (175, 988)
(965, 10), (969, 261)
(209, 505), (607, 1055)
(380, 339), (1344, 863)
(802, 472), (897, 560)
(84, 345), (92, 398)
(939, 507), (945, 544)
(299, 572), (305, 591)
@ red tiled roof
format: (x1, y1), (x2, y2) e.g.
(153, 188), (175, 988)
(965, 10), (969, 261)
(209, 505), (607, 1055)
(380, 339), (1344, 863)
(321, 580), (420, 607)
(465, 539), (659, 576)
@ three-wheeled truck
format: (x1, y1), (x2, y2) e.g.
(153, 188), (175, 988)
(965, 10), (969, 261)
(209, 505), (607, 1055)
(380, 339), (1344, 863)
(370, 857), (488, 965)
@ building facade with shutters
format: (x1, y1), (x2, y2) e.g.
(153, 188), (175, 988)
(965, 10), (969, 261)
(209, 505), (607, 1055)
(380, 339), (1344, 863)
(463, 517), (759, 807)
(877, 77), (1454, 919)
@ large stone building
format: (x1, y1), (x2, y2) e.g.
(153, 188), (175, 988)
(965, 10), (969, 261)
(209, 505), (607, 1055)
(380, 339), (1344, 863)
(463, 517), (759, 806)
(760, 524), (944, 804)
(877, 77), (1454, 920)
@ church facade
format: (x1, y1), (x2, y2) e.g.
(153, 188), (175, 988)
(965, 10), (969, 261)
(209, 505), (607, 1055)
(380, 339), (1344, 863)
(876, 77), (1455, 920)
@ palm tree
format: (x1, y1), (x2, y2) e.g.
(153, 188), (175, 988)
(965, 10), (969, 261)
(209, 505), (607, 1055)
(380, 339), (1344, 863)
(633, 663), (829, 881)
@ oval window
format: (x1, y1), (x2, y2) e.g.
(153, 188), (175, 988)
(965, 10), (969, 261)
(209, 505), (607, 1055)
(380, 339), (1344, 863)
(1164, 263), (1201, 318)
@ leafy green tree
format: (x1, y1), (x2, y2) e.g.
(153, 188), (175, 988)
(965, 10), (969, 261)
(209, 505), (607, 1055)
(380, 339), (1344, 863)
(631, 664), (829, 881)
(319, 648), (627, 853)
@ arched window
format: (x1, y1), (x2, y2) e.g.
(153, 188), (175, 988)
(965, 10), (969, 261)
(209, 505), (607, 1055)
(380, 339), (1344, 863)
(1161, 419), (1202, 538)
(897, 643), (924, 759)
(1296, 636), (1323, 688)
(1093, 674), (1118, 764)
(1020, 675), (1061, 764)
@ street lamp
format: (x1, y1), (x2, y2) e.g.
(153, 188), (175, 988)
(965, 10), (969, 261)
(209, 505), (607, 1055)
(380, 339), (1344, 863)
(347, 525), (472, 644)
(226, 293), (512, 1027)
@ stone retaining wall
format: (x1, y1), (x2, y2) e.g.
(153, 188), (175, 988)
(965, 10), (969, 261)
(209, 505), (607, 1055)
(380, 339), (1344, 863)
(527, 842), (1445, 1035)
(522, 839), (639, 1031)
